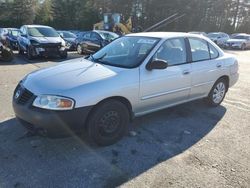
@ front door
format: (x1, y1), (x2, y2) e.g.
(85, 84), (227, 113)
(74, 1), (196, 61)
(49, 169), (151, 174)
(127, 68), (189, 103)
(138, 38), (192, 115)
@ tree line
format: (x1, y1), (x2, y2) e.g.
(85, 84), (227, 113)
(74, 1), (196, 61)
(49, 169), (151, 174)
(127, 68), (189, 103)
(0, 0), (250, 33)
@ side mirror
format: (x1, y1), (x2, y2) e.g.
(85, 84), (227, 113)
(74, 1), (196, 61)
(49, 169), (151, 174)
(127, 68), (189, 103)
(146, 59), (168, 71)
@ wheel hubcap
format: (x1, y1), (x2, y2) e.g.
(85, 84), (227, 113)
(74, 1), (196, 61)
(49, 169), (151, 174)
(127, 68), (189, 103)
(213, 82), (226, 104)
(77, 45), (81, 54)
(98, 111), (120, 136)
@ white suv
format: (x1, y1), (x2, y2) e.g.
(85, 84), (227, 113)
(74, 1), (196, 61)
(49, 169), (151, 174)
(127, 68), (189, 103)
(13, 32), (239, 146)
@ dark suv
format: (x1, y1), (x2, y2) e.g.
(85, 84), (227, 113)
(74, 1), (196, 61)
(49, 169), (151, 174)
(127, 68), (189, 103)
(17, 25), (67, 59)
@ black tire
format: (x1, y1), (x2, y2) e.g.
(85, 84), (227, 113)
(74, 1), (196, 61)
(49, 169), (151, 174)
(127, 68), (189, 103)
(18, 45), (24, 55)
(27, 46), (34, 60)
(77, 44), (83, 54)
(205, 78), (227, 107)
(87, 100), (129, 146)
(1, 48), (13, 62)
(241, 43), (246, 50)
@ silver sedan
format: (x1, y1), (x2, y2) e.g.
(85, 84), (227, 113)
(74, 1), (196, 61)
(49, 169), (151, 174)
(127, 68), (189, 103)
(13, 32), (239, 146)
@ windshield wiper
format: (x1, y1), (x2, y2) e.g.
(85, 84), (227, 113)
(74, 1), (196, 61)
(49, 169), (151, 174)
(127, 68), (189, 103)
(90, 53), (107, 63)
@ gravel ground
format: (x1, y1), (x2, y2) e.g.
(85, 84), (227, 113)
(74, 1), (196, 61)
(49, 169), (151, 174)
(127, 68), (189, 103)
(0, 51), (249, 188)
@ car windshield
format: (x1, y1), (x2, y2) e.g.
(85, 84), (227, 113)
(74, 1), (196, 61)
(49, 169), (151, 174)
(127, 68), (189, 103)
(99, 32), (119, 41)
(233, 35), (249, 40)
(60, 31), (76, 38)
(10, 30), (19, 37)
(28, 27), (59, 37)
(90, 36), (159, 68)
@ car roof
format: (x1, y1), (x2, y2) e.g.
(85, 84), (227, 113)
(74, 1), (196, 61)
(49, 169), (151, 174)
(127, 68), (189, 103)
(25, 25), (52, 28)
(235, 34), (250, 37)
(93, 30), (117, 35)
(208, 32), (227, 35)
(126, 32), (207, 39)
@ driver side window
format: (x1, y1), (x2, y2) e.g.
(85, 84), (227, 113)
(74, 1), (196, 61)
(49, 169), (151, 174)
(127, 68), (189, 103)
(153, 38), (187, 66)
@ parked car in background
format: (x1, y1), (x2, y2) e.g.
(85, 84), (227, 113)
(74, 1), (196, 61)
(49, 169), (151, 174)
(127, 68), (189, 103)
(230, 33), (246, 38)
(207, 32), (230, 47)
(13, 32), (239, 146)
(0, 28), (19, 45)
(0, 41), (13, 62)
(57, 30), (77, 51)
(224, 34), (250, 50)
(69, 30), (81, 36)
(188, 31), (207, 37)
(17, 25), (67, 59)
(0, 28), (8, 42)
(4, 28), (20, 50)
(76, 30), (119, 54)
(74, 31), (87, 46)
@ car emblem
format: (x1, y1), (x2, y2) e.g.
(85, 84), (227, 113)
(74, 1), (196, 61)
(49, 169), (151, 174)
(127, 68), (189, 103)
(15, 89), (21, 99)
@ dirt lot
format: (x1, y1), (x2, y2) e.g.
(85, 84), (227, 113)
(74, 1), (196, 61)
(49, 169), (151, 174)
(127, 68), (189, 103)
(0, 51), (249, 188)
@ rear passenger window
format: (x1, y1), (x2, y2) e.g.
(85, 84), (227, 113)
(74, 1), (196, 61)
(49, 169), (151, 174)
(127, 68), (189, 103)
(209, 43), (219, 59)
(189, 38), (210, 62)
(153, 38), (187, 66)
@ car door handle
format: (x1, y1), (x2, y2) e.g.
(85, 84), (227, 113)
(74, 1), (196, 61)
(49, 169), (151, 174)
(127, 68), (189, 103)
(216, 64), (222, 68)
(183, 70), (190, 75)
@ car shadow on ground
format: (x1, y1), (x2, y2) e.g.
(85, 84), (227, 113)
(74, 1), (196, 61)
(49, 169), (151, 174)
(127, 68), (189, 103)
(0, 100), (226, 188)
(0, 51), (83, 66)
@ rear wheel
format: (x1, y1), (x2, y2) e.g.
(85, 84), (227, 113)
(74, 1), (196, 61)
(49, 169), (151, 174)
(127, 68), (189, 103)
(206, 79), (227, 107)
(87, 100), (129, 146)
(27, 46), (34, 60)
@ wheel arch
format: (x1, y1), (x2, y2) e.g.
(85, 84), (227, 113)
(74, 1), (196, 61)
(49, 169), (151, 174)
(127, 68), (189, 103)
(85, 96), (134, 129)
(217, 75), (229, 92)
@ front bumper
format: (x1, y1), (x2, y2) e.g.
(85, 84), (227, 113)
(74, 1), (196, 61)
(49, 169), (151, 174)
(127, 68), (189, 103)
(12, 86), (93, 136)
(32, 44), (67, 57)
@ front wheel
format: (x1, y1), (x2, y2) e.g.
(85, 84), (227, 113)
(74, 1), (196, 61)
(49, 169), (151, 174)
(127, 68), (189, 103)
(77, 44), (83, 54)
(87, 100), (130, 146)
(27, 46), (34, 60)
(241, 43), (246, 50)
(206, 79), (227, 107)
(18, 45), (24, 55)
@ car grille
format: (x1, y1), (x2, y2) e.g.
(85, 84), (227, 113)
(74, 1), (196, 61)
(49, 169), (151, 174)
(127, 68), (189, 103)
(14, 84), (34, 105)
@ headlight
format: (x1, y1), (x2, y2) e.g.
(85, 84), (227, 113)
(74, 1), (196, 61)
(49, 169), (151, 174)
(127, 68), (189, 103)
(61, 40), (66, 47)
(33, 95), (74, 110)
(66, 41), (72, 47)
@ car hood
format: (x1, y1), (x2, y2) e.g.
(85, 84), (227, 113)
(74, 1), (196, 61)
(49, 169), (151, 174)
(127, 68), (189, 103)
(23, 58), (119, 95)
(227, 39), (246, 43)
(30, 36), (64, 44)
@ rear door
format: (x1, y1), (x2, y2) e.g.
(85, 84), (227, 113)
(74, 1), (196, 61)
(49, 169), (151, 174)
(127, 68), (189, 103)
(188, 37), (223, 99)
(139, 38), (192, 114)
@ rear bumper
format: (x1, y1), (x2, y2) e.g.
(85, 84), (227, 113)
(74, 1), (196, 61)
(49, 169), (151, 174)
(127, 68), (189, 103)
(13, 96), (93, 136)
